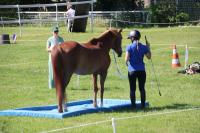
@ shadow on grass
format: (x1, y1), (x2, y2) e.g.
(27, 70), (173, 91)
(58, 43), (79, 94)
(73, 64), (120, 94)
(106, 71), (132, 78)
(69, 87), (121, 91)
(110, 103), (198, 113)
(70, 87), (90, 91)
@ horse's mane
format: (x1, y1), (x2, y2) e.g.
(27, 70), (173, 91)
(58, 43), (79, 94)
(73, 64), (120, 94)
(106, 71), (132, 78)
(89, 29), (116, 46)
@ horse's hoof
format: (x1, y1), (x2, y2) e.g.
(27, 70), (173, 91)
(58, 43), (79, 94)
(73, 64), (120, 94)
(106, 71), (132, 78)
(63, 107), (68, 112)
(98, 102), (103, 107)
(93, 103), (98, 108)
(58, 108), (63, 113)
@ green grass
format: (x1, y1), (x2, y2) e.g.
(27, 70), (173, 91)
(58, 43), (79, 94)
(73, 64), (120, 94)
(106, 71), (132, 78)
(0, 25), (200, 133)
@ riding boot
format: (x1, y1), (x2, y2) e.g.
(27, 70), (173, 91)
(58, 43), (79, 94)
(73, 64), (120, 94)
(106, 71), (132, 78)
(130, 92), (136, 108)
(140, 90), (146, 108)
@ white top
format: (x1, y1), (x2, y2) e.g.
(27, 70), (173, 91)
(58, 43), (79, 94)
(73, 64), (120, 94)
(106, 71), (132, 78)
(66, 8), (75, 20)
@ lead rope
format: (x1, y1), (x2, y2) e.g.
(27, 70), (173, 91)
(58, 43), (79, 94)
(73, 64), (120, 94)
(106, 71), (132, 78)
(112, 50), (127, 79)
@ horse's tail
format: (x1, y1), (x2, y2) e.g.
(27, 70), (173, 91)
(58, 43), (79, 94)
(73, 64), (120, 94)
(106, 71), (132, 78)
(51, 45), (65, 92)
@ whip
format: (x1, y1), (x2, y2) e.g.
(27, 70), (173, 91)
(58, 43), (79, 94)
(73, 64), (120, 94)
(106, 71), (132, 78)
(145, 36), (162, 96)
(112, 50), (126, 79)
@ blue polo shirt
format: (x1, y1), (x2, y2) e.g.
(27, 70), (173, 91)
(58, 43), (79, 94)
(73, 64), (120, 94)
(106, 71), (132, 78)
(126, 41), (149, 72)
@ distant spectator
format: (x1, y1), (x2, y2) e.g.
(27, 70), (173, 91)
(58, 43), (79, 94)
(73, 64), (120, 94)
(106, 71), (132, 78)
(66, 4), (75, 32)
(46, 27), (64, 89)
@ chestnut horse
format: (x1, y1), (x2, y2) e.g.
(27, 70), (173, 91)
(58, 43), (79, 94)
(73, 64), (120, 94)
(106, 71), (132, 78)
(51, 29), (123, 113)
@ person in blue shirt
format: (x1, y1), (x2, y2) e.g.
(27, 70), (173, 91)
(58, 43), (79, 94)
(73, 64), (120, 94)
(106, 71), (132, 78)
(46, 27), (64, 89)
(125, 30), (151, 108)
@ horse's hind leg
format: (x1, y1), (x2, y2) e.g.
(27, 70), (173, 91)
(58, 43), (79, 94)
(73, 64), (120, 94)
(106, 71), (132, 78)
(92, 74), (98, 107)
(62, 91), (67, 112)
(100, 72), (107, 107)
(55, 72), (72, 113)
(55, 82), (64, 113)
(62, 72), (73, 112)
(54, 61), (72, 113)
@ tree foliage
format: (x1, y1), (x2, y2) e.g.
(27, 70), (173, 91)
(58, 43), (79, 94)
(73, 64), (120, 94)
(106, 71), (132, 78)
(0, 0), (52, 5)
(149, 1), (189, 23)
(150, 1), (176, 23)
(94, 0), (144, 11)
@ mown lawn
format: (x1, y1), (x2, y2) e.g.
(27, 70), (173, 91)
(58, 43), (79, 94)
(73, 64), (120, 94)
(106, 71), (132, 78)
(0, 25), (200, 133)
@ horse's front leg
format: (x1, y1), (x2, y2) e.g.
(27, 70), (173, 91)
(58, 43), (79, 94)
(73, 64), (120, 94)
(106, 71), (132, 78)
(93, 74), (98, 107)
(100, 72), (107, 107)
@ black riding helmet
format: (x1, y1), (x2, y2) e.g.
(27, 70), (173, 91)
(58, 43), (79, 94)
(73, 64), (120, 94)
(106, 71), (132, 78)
(127, 30), (141, 40)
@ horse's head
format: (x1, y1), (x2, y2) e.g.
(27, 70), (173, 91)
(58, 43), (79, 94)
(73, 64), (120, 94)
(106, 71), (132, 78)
(109, 29), (123, 57)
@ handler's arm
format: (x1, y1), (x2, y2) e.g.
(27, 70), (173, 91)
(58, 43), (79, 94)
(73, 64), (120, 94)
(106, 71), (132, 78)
(145, 47), (151, 59)
(145, 36), (151, 59)
(46, 40), (52, 53)
(125, 51), (130, 66)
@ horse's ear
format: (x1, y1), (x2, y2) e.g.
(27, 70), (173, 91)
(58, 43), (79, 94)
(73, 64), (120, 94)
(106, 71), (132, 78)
(118, 29), (123, 33)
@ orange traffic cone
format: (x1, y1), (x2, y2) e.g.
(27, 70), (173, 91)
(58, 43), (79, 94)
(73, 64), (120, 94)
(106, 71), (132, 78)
(172, 45), (181, 68)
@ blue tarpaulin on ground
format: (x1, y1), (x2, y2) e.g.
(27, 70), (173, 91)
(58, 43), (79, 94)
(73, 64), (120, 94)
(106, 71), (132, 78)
(0, 99), (149, 119)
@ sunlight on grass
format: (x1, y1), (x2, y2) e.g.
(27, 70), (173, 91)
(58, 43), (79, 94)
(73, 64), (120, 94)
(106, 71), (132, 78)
(0, 26), (200, 133)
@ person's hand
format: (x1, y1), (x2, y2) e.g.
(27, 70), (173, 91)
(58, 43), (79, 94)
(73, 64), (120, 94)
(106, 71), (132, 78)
(146, 39), (150, 48)
(145, 36), (150, 49)
(126, 61), (128, 66)
(47, 45), (53, 53)
(50, 45), (54, 51)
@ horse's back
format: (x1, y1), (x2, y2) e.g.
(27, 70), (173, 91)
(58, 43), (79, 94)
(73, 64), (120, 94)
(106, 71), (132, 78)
(52, 41), (110, 75)
(60, 41), (81, 53)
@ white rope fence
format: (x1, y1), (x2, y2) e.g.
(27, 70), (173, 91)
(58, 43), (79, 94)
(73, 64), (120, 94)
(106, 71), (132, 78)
(0, 61), (47, 67)
(110, 19), (200, 26)
(40, 107), (200, 133)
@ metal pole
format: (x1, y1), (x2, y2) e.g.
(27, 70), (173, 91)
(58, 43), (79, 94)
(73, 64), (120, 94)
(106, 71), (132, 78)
(176, 0), (179, 5)
(39, 13), (42, 27)
(17, 5), (22, 37)
(1, 17), (4, 29)
(176, 0), (178, 21)
(154, 0), (157, 5)
(91, 1), (94, 32)
(115, 12), (118, 28)
(55, 4), (58, 26)
(109, 19), (112, 28)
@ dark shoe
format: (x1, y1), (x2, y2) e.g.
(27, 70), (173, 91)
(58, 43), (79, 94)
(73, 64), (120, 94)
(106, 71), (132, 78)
(141, 105), (145, 109)
(131, 103), (136, 108)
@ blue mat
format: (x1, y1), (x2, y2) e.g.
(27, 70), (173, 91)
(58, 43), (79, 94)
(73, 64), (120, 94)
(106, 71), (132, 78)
(0, 99), (149, 119)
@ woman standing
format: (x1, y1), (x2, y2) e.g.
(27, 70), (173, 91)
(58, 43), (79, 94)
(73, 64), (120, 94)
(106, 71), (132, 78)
(46, 27), (64, 89)
(125, 30), (151, 108)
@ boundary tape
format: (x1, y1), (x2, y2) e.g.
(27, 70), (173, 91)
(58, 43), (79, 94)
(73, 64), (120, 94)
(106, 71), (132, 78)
(40, 107), (200, 133)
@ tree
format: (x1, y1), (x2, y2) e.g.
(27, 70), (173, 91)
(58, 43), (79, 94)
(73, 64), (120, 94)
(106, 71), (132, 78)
(0, 0), (52, 5)
(94, 0), (144, 11)
(150, 1), (176, 23)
